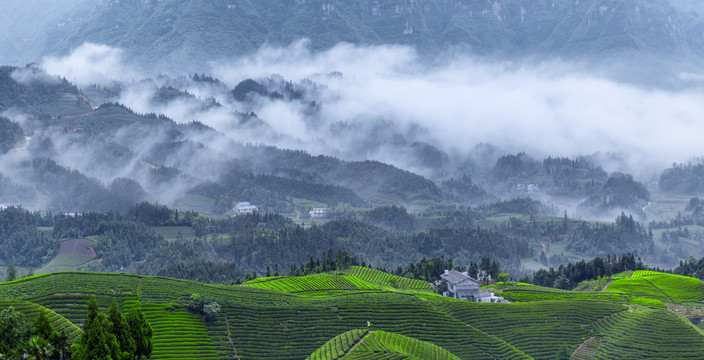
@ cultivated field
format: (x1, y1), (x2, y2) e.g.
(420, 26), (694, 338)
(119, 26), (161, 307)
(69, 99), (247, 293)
(1, 270), (703, 359)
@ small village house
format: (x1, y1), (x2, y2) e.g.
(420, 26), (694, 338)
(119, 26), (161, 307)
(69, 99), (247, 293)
(439, 269), (507, 303)
(310, 207), (327, 218)
(234, 202), (258, 214)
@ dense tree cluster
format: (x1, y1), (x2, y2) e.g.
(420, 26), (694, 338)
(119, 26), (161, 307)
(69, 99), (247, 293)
(673, 255), (704, 279)
(72, 297), (153, 360)
(190, 213), (529, 274)
(155, 259), (247, 284)
(0, 65), (82, 115)
(531, 254), (645, 289)
(363, 205), (415, 232)
(287, 249), (359, 276)
(22, 159), (147, 214)
(441, 175), (492, 205)
(390, 256), (502, 284)
(0, 207), (55, 267)
(0, 307), (71, 359)
(659, 162), (704, 193)
(0, 116), (22, 153)
(542, 156), (607, 196)
(423, 206), (483, 230)
(578, 173), (650, 216)
(477, 198), (549, 217)
(126, 202), (198, 226)
(567, 213), (654, 256)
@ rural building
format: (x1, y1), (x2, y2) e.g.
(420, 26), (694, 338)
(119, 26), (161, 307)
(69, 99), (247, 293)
(439, 270), (508, 303)
(234, 202), (258, 214)
(475, 291), (508, 303)
(310, 207), (327, 218)
(440, 270), (480, 300)
(516, 184), (540, 194)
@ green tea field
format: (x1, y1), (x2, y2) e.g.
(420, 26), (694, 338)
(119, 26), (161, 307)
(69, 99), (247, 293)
(1, 269), (703, 359)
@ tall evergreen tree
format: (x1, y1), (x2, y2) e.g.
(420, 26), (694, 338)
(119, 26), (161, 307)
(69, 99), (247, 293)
(32, 309), (58, 355)
(126, 307), (153, 359)
(72, 297), (113, 360)
(108, 301), (136, 360)
(5, 263), (16, 282)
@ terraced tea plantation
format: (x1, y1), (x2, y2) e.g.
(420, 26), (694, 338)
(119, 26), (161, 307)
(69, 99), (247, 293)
(346, 266), (432, 290)
(244, 273), (379, 294)
(307, 329), (463, 359)
(1, 270), (703, 359)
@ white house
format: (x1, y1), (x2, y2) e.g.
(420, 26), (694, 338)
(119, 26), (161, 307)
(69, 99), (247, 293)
(475, 291), (508, 303)
(310, 207), (327, 218)
(234, 202), (258, 214)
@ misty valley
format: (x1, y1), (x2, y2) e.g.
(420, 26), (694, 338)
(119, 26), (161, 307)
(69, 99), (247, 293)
(4, 0), (704, 359)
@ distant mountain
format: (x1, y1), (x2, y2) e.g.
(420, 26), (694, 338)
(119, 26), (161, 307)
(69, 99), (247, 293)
(3, 0), (704, 73)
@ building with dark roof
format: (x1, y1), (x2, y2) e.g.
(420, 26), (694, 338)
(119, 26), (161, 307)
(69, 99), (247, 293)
(439, 270), (480, 300)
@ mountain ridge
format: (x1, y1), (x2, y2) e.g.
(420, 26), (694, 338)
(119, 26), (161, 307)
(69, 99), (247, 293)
(3, 0), (704, 74)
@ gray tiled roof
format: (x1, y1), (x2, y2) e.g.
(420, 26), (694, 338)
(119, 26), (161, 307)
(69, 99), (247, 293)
(440, 270), (478, 285)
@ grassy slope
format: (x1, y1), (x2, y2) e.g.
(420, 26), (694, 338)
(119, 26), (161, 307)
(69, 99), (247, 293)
(0, 271), (703, 359)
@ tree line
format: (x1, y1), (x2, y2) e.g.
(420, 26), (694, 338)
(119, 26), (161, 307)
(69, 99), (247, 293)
(530, 253), (645, 290)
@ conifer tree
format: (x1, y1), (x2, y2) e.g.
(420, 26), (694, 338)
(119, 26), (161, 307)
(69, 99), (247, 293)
(127, 307), (153, 359)
(5, 263), (16, 282)
(32, 309), (58, 345)
(72, 297), (113, 360)
(108, 301), (136, 359)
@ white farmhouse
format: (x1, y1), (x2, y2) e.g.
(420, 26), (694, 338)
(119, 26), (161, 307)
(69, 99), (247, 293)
(310, 207), (327, 218)
(234, 202), (258, 214)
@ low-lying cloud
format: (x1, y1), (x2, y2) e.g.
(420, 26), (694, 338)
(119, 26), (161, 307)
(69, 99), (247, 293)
(38, 40), (704, 178)
(42, 43), (138, 86)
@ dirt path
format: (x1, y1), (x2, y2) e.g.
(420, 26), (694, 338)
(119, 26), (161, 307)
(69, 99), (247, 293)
(344, 331), (369, 357)
(601, 280), (614, 291)
(571, 336), (602, 359)
(643, 278), (673, 303)
(224, 315), (241, 360)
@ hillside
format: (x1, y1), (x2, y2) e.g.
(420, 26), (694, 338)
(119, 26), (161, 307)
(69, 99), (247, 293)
(1, 270), (704, 359)
(1, 0), (704, 76)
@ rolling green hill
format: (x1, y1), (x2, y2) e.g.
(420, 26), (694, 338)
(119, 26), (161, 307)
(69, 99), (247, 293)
(1, 270), (703, 359)
(307, 329), (463, 360)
